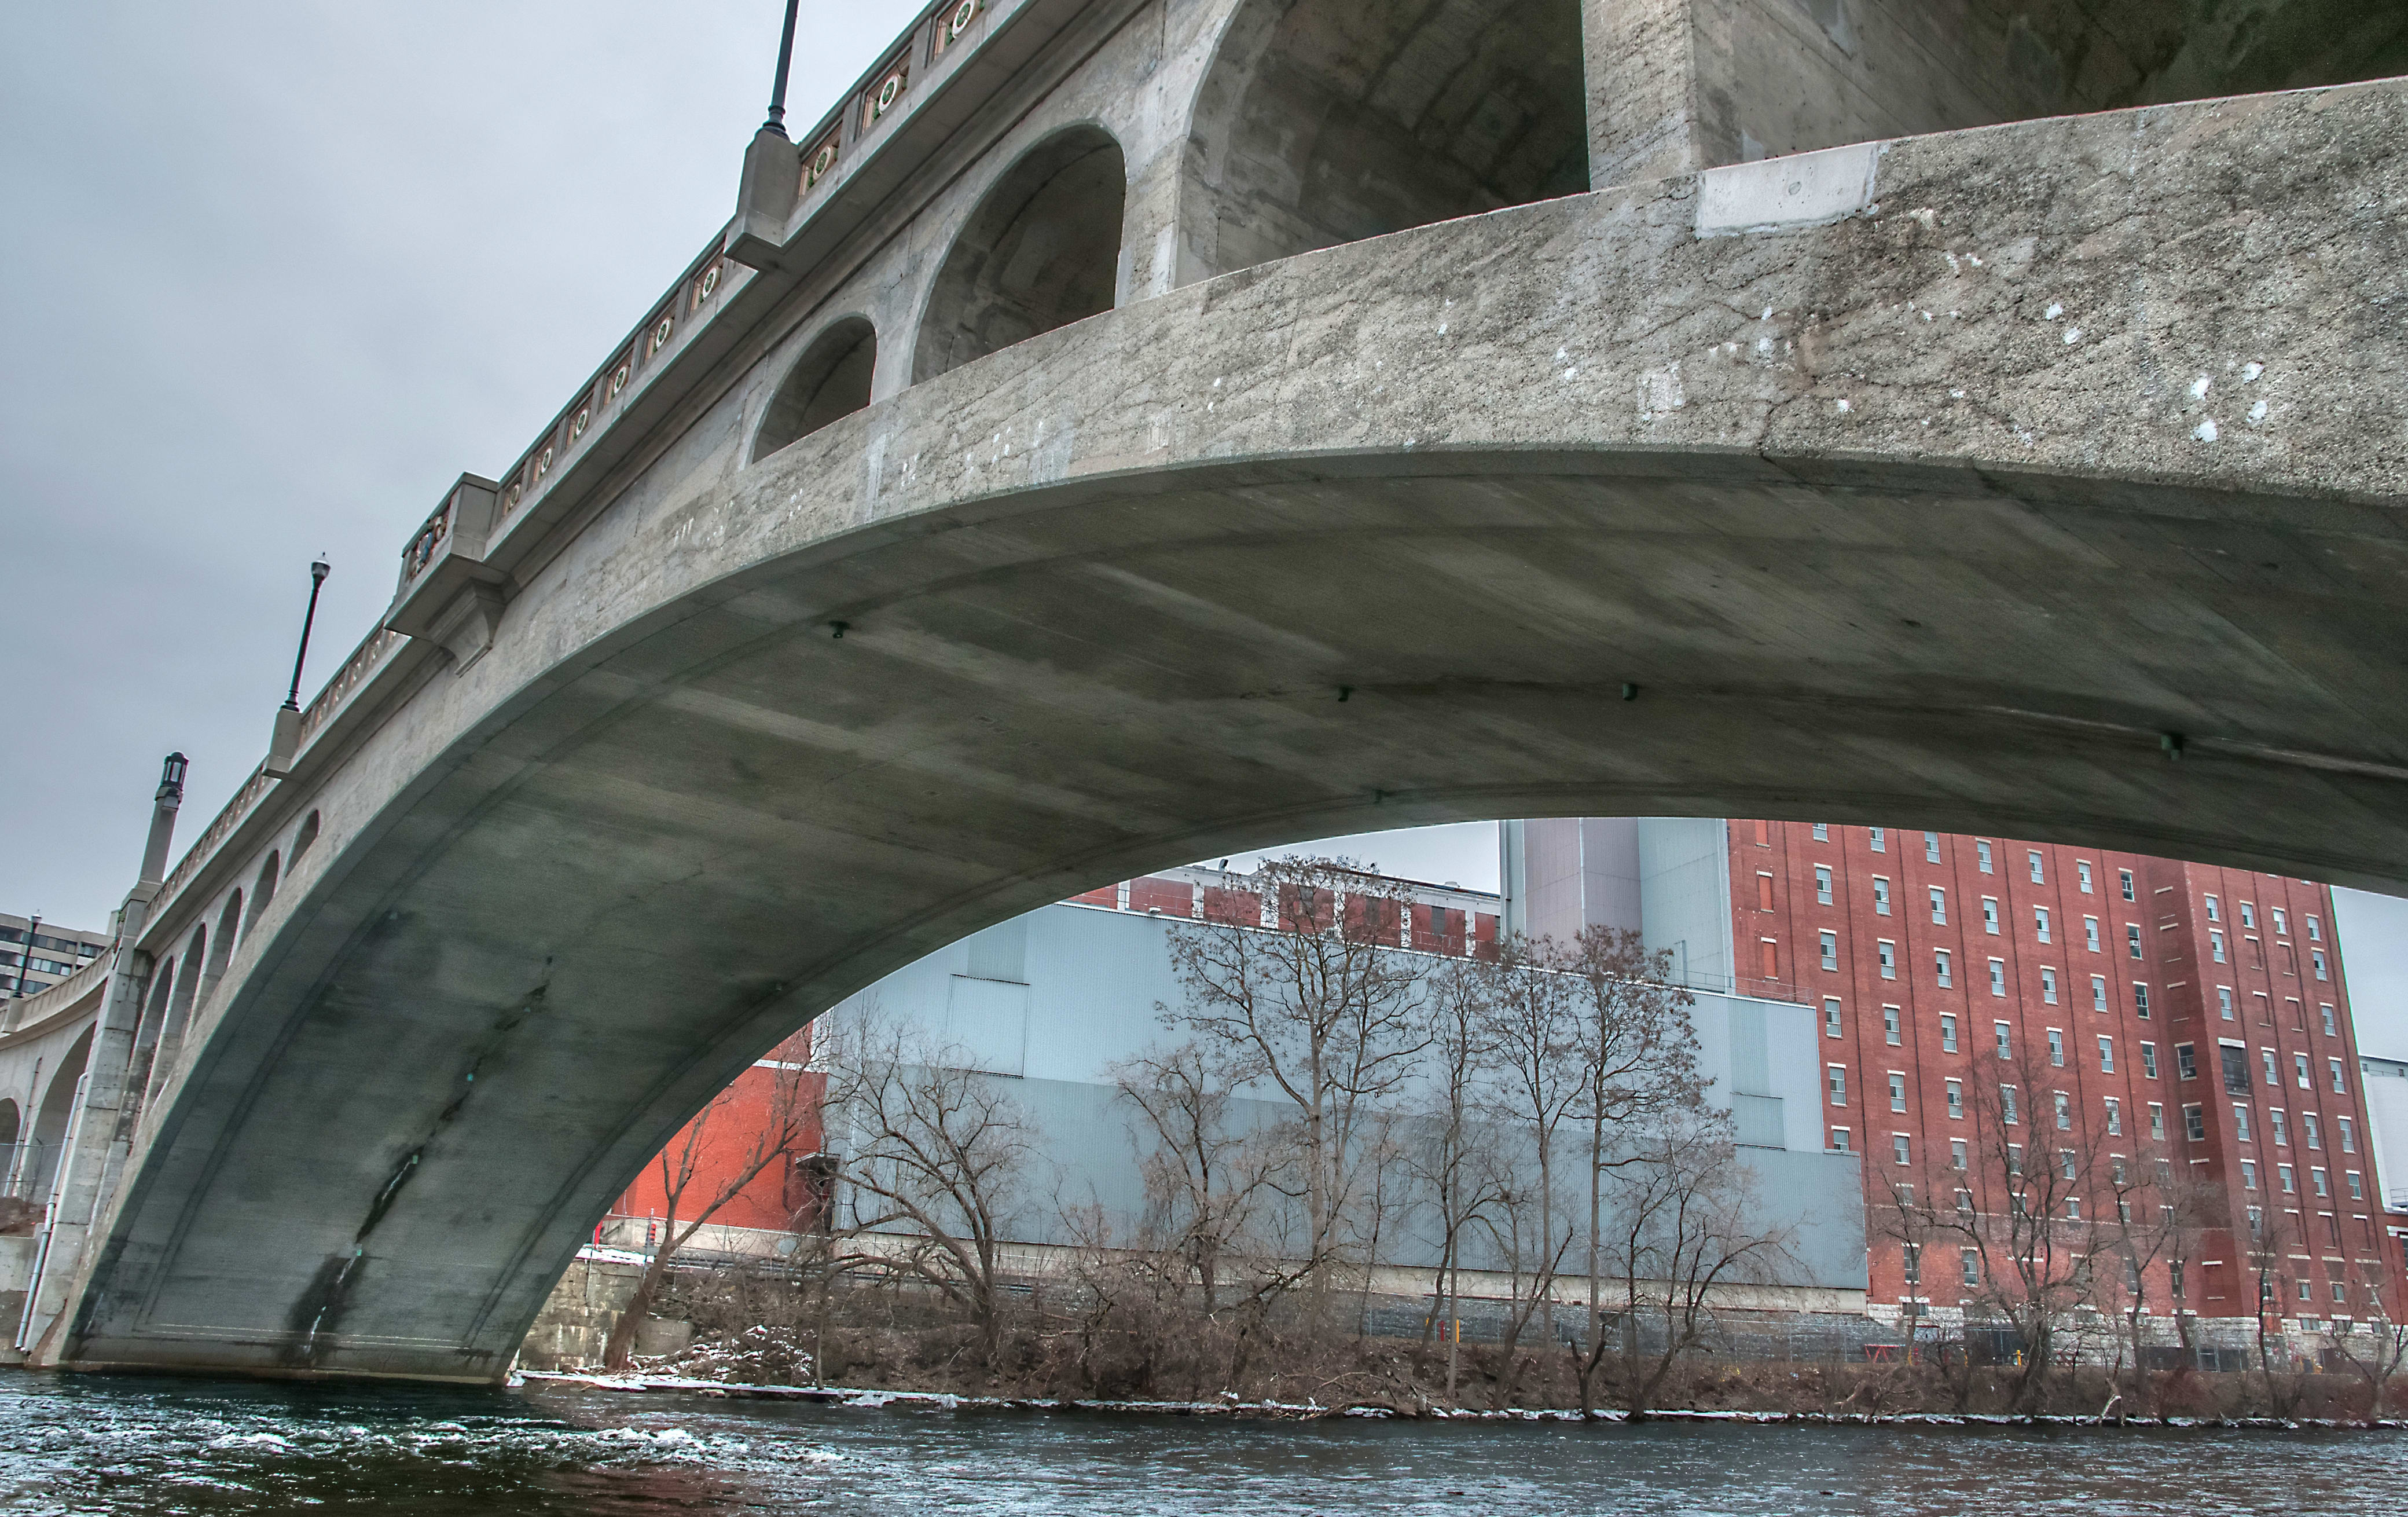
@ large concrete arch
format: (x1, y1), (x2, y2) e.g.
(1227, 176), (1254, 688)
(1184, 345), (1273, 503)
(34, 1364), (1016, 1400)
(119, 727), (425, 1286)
(27, 1027), (93, 1201)
(1179, 0), (1588, 284)
(912, 123), (1128, 383)
(752, 315), (879, 463)
(49, 78), (2408, 1382)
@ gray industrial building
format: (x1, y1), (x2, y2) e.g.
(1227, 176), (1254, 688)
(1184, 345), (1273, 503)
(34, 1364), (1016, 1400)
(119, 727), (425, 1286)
(817, 818), (1867, 1299)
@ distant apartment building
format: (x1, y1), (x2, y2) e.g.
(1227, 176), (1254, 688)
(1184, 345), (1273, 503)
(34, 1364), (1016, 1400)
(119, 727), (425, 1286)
(2361, 1056), (2408, 1261)
(1729, 819), (2400, 1334)
(0, 914), (109, 1002)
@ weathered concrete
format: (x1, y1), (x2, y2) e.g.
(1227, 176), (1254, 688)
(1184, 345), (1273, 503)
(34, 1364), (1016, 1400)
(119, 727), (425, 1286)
(20, 0), (2406, 1383)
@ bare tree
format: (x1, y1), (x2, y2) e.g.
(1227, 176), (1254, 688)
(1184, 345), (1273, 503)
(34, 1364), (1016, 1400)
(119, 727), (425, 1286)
(1600, 1108), (1795, 1416)
(817, 1007), (1039, 1363)
(2242, 1199), (2310, 1417)
(2093, 1147), (2214, 1417)
(1109, 1041), (1280, 1316)
(1161, 856), (1429, 1313)
(1562, 925), (1703, 1415)
(603, 1033), (820, 1369)
(1408, 955), (1507, 1404)
(1478, 935), (1581, 1350)
(2328, 1238), (2408, 1419)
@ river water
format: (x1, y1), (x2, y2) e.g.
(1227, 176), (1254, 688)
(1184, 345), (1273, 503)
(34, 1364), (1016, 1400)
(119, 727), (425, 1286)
(3, 1372), (2402, 1515)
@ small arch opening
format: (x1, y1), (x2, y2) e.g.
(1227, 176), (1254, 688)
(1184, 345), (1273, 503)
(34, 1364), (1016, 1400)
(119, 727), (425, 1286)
(754, 317), (878, 461)
(164, 926), (205, 1045)
(27, 1025), (93, 1200)
(914, 125), (1126, 383)
(291, 812), (321, 865)
(201, 892), (242, 1001)
(0, 1099), (18, 1151)
(1181, 0), (1588, 284)
(243, 852), (280, 938)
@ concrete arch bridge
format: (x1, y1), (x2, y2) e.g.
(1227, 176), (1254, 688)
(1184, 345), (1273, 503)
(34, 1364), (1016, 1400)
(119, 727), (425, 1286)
(17, 0), (2406, 1379)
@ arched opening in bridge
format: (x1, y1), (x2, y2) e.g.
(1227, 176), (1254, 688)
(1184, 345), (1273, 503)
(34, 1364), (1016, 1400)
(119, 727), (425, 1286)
(1179, 0), (1588, 285)
(290, 811), (320, 866)
(201, 892), (242, 1002)
(0, 1098), (20, 1190)
(161, 926), (205, 1051)
(27, 1025), (91, 1201)
(243, 852), (280, 938)
(913, 125), (1125, 384)
(755, 317), (878, 462)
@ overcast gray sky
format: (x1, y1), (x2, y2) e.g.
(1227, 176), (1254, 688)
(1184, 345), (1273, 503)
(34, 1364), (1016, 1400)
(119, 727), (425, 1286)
(3, 2), (2402, 1056)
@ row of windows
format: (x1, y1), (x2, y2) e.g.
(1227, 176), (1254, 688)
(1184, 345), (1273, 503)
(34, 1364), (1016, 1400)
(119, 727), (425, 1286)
(2179, 1040), (2354, 1096)
(2236, 1159), (2368, 1200)
(2202, 892), (2324, 942)
(1794, 826), (2141, 899)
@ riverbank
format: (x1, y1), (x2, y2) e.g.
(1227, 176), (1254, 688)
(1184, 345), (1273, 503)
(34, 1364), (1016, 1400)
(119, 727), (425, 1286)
(519, 1369), (2408, 1431)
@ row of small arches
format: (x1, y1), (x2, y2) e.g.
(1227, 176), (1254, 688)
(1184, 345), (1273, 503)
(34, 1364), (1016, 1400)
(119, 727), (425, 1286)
(752, 0), (1587, 463)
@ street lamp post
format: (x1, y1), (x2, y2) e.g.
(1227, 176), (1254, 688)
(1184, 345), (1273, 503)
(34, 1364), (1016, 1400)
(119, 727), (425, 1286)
(8, 915), (38, 1001)
(284, 559), (332, 712)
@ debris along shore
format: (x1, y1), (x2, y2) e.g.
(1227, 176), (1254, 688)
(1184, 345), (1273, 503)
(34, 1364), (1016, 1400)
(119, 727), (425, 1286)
(517, 1372), (2407, 1431)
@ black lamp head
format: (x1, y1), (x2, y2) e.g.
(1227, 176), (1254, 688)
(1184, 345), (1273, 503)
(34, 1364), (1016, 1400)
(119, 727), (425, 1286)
(160, 752), (189, 800)
(310, 559), (331, 585)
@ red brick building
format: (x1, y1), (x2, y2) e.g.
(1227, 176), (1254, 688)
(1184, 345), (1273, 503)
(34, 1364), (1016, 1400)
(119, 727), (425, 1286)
(1735, 819), (2398, 1335)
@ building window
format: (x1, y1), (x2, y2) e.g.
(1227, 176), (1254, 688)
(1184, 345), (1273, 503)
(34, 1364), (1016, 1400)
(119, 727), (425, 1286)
(1757, 871), (1775, 910)
(2007, 1143), (2023, 1175)
(2054, 1091), (2072, 1130)
(2064, 1196), (2082, 1221)
(1869, 827), (1886, 852)
(2058, 1147), (2077, 1179)
(2076, 860), (2094, 894)
(2306, 913), (2321, 942)
(2312, 949), (2328, 981)
(1962, 1249), (1981, 1286)
(2176, 1043), (2198, 1080)
(2048, 1028), (2065, 1065)
(2035, 907), (2053, 943)
(2304, 1113), (2321, 1149)
(1929, 886), (1947, 925)
(1812, 823), (1829, 841)
(1989, 959), (2007, 998)
(2091, 975), (2108, 1012)
(2261, 1047), (2279, 1087)
(1761, 939), (1779, 979)
(2221, 1043), (2251, 1093)
(1977, 841), (1995, 874)
(1946, 1079), (1963, 1118)
(2247, 1205), (2263, 1235)
(2321, 1003), (2337, 1036)
(2211, 930), (2227, 964)
(2149, 1102), (2165, 1140)
(2205, 895), (2221, 923)
(2271, 1108), (2289, 1146)
(2002, 1086), (2020, 1124)
(2272, 907), (2288, 936)
(2233, 1104), (2252, 1142)
(2098, 1035), (2115, 1073)
(1940, 1013), (1959, 1053)
(2084, 917), (2101, 953)
(2339, 1116), (2355, 1153)
(2278, 1164), (2295, 1194)
(2141, 1042), (2159, 1079)
(1754, 820), (1772, 847)
(1830, 1127), (1850, 1151)
(2218, 987), (2236, 1021)
(1820, 931), (1838, 971)
(2330, 1057), (2347, 1095)
(2134, 983), (2152, 1019)
(2120, 869), (2136, 901)
(1816, 865), (1834, 904)
(1824, 997), (1844, 1039)
(1884, 1006), (1902, 1045)
(1879, 941), (1897, 980)
(2240, 901), (2258, 929)
(2028, 851), (2045, 884)
(1994, 1021), (2011, 1059)
(2348, 1171), (2364, 1200)
(1935, 949), (1954, 987)
(2294, 1053), (2311, 1089)
(1893, 1134), (1911, 1167)
(1951, 1139), (1967, 1170)
(2311, 1167), (2329, 1197)
(2184, 1104), (2205, 1141)
(2127, 924), (2143, 960)
(1828, 1067), (1847, 1106)
(1983, 899), (2001, 935)
(1874, 877), (1892, 915)
(2106, 1097), (2122, 1134)
(1889, 1072), (1907, 1113)
(2242, 1159), (2259, 1190)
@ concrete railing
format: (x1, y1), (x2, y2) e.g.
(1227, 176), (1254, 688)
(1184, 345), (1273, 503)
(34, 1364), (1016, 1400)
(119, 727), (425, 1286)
(0, 950), (112, 1039)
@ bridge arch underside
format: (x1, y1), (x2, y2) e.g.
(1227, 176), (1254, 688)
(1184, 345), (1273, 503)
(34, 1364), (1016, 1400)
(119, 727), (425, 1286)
(71, 451), (2408, 1382)
(69, 82), (2408, 1381)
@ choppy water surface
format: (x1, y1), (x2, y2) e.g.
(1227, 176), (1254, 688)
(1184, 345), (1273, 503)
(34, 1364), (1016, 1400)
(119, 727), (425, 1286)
(3, 1373), (2402, 1515)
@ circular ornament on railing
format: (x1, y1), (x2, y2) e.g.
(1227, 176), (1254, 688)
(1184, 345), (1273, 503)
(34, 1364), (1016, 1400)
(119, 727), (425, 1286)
(949, 0), (979, 39)
(876, 74), (902, 114)
(571, 406), (590, 439)
(654, 316), (674, 353)
(698, 265), (720, 299)
(806, 140), (838, 189)
(535, 445), (555, 479)
(610, 362), (630, 398)
(506, 481), (523, 510)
